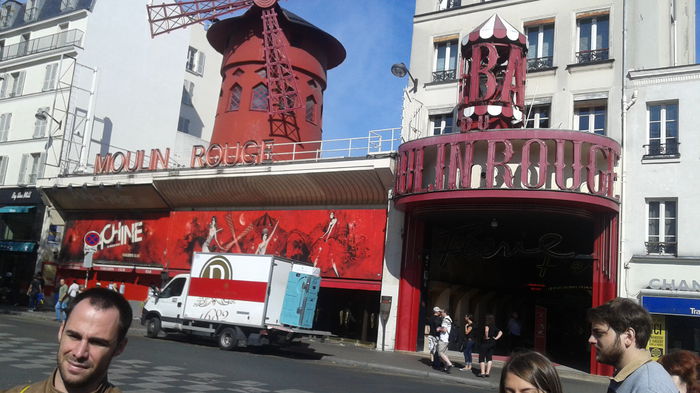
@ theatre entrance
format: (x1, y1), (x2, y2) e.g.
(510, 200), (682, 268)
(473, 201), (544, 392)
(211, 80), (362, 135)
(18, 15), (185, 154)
(420, 209), (595, 370)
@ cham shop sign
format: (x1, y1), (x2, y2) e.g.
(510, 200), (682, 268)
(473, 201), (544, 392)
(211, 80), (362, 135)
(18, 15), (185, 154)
(93, 140), (274, 175)
(395, 130), (620, 200)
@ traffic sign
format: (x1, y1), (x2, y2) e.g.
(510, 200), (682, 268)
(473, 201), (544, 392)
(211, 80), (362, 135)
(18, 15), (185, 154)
(84, 231), (100, 247)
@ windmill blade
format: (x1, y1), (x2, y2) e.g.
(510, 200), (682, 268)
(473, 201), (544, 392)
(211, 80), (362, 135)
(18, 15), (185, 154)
(261, 7), (301, 115)
(147, 0), (255, 37)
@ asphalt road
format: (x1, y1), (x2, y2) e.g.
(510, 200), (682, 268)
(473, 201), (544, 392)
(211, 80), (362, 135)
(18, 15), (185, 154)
(0, 316), (493, 393)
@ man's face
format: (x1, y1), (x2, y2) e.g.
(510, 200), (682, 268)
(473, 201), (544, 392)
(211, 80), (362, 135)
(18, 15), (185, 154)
(56, 300), (127, 391)
(60, 279), (65, 286)
(588, 322), (625, 366)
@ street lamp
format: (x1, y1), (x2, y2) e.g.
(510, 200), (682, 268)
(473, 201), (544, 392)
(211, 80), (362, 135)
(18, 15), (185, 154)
(36, 110), (62, 150)
(391, 62), (418, 93)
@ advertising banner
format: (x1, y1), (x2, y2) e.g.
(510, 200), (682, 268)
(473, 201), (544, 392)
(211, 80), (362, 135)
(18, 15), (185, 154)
(60, 209), (387, 281)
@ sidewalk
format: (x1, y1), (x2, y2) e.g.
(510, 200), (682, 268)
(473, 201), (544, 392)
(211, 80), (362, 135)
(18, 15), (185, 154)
(1, 305), (608, 389)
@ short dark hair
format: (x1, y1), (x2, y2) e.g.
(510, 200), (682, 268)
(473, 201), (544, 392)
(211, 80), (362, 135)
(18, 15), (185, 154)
(499, 351), (563, 393)
(66, 287), (132, 343)
(587, 297), (651, 348)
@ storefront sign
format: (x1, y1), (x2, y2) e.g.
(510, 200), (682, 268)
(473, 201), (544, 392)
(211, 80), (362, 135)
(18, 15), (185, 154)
(93, 140), (274, 175)
(648, 278), (700, 292)
(646, 314), (666, 360)
(642, 296), (700, 317)
(0, 241), (37, 253)
(395, 130), (620, 200)
(0, 187), (43, 204)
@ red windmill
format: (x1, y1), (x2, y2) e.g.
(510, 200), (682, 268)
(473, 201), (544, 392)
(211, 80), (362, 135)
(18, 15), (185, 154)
(146, 0), (345, 158)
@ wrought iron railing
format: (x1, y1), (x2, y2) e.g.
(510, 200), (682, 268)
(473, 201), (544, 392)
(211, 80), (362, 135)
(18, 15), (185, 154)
(527, 56), (553, 71)
(644, 141), (679, 157)
(575, 48), (609, 64)
(645, 241), (677, 256)
(0, 29), (83, 62)
(432, 69), (457, 82)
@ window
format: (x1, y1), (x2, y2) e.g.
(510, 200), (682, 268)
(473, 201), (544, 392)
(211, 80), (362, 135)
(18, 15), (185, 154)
(24, 0), (40, 22)
(181, 80), (194, 106)
(430, 113), (454, 135)
(177, 117), (190, 133)
(251, 83), (268, 111)
(647, 200), (677, 255)
(43, 63), (58, 91)
(525, 23), (554, 70)
(575, 102), (606, 135)
(18, 33), (29, 56)
(160, 277), (186, 298)
(228, 84), (242, 112)
(186, 46), (205, 76)
(438, 0), (461, 10)
(647, 103), (679, 157)
(433, 38), (458, 82)
(9, 71), (25, 97)
(1, 4), (15, 28)
(577, 13), (609, 63)
(18, 153), (44, 185)
(305, 96), (316, 123)
(525, 104), (550, 128)
(34, 107), (49, 138)
(0, 113), (11, 141)
(0, 156), (7, 185)
(60, 0), (78, 11)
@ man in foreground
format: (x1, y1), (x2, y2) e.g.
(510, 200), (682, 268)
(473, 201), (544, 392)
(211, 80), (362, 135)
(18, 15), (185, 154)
(2, 287), (132, 393)
(587, 297), (678, 393)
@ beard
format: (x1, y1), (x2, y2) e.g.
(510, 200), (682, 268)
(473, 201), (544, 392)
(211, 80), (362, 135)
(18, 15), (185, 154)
(595, 336), (625, 366)
(56, 351), (107, 389)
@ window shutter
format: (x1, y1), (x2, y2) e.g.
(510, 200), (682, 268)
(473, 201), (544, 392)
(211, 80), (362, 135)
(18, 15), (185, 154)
(0, 74), (6, 98)
(18, 153), (28, 184)
(12, 71), (25, 96)
(0, 113), (11, 141)
(0, 156), (7, 185)
(197, 52), (206, 75)
(37, 152), (46, 179)
(43, 64), (57, 91)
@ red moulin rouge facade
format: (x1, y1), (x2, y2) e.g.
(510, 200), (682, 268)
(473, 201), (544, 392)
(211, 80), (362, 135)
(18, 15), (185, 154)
(392, 15), (620, 375)
(206, 5), (345, 156)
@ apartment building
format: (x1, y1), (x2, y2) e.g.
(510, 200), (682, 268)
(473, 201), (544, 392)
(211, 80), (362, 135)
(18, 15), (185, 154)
(385, 0), (695, 373)
(0, 0), (221, 287)
(620, 0), (698, 359)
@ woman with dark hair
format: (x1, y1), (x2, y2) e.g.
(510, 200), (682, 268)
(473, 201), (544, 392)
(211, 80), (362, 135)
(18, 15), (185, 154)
(478, 313), (503, 377)
(658, 350), (700, 393)
(499, 351), (563, 393)
(459, 314), (475, 371)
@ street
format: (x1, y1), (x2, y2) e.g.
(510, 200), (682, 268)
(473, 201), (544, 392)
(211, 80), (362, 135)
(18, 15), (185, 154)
(0, 316), (489, 393)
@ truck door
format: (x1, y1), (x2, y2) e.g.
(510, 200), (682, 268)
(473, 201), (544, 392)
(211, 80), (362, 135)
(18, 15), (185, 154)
(157, 277), (187, 324)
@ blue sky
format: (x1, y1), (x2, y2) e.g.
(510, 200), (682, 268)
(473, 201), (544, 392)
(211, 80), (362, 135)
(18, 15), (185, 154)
(282, 1), (415, 140)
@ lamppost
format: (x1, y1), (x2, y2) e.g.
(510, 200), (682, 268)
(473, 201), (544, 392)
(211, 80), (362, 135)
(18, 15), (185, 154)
(390, 62), (418, 93)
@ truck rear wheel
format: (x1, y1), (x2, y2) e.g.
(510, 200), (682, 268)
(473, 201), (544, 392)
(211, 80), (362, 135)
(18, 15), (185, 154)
(146, 317), (161, 338)
(218, 327), (236, 350)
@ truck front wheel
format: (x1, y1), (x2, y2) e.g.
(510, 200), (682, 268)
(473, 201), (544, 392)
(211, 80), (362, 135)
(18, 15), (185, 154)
(218, 327), (236, 350)
(146, 317), (161, 338)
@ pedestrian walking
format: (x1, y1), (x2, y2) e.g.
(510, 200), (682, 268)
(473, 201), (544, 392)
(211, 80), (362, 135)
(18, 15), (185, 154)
(588, 297), (677, 393)
(1, 287), (132, 393)
(66, 280), (80, 307)
(27, 274), (42, 311)
(507, 311), (522, 351)
(478, 313), (502, 377)
(437, 309), (455, 373)
(54, 279), (68, 322)
(459, 313), (475, 371)
(499, 350), (563, 393)
(427, 306), (443, 369)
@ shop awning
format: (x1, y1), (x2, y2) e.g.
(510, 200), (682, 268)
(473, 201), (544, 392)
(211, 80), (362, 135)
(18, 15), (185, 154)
(0, 205), (34, 213)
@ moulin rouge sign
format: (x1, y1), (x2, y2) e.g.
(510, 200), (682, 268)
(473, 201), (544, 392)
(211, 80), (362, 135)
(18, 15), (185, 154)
(93, 140), (274, 175)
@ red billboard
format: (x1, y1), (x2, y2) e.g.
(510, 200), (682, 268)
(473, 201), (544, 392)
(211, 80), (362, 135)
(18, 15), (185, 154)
(60, 209), (387, 280)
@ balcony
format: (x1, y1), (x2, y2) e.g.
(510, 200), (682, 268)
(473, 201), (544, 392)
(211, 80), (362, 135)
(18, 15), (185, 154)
(575, 48), (609, 64)
(527, 56), (553, 71)
(0, 29), (83, 62)
(432, 69), (456, 82)
(645, 241), (677, 256)
(643, 140), (680, 158)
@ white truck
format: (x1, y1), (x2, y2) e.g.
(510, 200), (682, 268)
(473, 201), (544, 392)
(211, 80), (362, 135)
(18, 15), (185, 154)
(140, 253), (327, 349)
